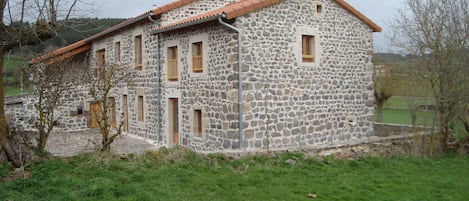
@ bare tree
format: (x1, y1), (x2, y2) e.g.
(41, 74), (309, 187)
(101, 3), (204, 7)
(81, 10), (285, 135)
(89, 63), (134, 152)
(391, 0), (469, 152)
(28, 59), (87, 152)
(0, 0), (89, 167)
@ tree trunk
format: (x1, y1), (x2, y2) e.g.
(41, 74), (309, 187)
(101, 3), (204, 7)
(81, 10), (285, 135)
(439, 110), (450, 153)
(457, 120), (469, 154)
(37, 129), (47, 152)
(0, 49), (30, 167)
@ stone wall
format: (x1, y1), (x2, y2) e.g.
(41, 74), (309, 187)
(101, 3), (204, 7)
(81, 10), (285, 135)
(5, 86), (90, 132)
(236, 0), (375, 150)
(89, 22), (161, 143)
(161, 0), (236, 25)
(158, 23), (239, 151)
(5, 0), (378, 153)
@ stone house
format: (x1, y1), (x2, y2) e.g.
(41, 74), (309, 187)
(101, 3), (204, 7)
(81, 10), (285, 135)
(25, 0), (381, 152)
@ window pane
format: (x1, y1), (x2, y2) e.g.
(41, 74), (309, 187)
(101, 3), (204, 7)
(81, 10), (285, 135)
(135, 35), (142, 70)
(192, 42), (203, 73)
(97, 49), (106, 79)
(115, 42), (121, 62)
(302, 35), (315, 62)
(194, 109), (202, 137)
(168, 46), (178, 81)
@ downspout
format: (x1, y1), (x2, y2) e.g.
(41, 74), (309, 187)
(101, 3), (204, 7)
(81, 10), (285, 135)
(148, 14), (162, 144)
(218, 16), (243, 149)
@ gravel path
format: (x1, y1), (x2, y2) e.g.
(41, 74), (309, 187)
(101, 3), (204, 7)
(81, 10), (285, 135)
(45, 130), (158, 157)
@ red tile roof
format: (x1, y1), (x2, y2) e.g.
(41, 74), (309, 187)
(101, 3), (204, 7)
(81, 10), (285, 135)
(153, 0), (381, 33)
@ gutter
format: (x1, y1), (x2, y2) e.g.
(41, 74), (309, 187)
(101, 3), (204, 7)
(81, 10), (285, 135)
(218, 16), (244, 150)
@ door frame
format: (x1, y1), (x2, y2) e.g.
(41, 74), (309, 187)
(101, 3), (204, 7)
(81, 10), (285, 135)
(89, 101), (102, 129)
(167, 97), (181, 146)
(122, 95), (129, 132)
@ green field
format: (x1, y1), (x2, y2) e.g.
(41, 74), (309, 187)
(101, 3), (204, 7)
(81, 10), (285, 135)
(3, 57), (29, 96)
(1, 149), (468, 201)
(377, 96), (435, 125)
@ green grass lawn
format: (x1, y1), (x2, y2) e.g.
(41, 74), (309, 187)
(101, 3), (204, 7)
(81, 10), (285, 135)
(1, 149), (468, 201)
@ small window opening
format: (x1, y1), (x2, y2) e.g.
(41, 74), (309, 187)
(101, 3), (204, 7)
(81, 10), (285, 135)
(77, 106), (83, 115)
(194, 109), (202, 137)
(317, 5), (323, 13)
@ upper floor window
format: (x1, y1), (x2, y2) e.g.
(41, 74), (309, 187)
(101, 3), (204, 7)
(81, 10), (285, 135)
(192, 42), (203, 73)
(135, 35), (142, 70)
(302, 35), (315, 63)
(167, 46), (178, 81)
(96, 49), (106, 79)
(115, 41), (121, 62)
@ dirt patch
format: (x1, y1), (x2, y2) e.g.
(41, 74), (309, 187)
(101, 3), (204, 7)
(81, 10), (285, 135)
(45, 129), (158, 157)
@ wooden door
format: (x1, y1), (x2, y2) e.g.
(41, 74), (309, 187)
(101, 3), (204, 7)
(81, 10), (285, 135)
(123, 95), (129, 132)
(109, 97), (117, 129)
(90, 102), (102, 128)
(169, 98), (179, 145)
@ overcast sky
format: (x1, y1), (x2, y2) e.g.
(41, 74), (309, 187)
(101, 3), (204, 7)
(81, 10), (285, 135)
(96, 0), (406, 52)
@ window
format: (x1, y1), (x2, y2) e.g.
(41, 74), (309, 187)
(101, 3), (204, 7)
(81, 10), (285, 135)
(97, 49), (106, 79)
(302, 35), (315, 62)
(316, 4), (323, 13)
(135, 35), (142, 70)
(193, 109), (202, 137)
(137, 96), (144, 122)
(115, 41), (121, 62)
(77, 106), (83, 116)
(192, 42), (203, 73)
(167, 46), (178, 81)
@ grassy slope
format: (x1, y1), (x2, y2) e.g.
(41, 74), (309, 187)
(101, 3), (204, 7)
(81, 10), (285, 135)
(1, 150), (468, 201)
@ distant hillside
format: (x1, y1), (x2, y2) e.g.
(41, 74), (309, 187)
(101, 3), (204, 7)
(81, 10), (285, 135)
(11, 18), (125, 58)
